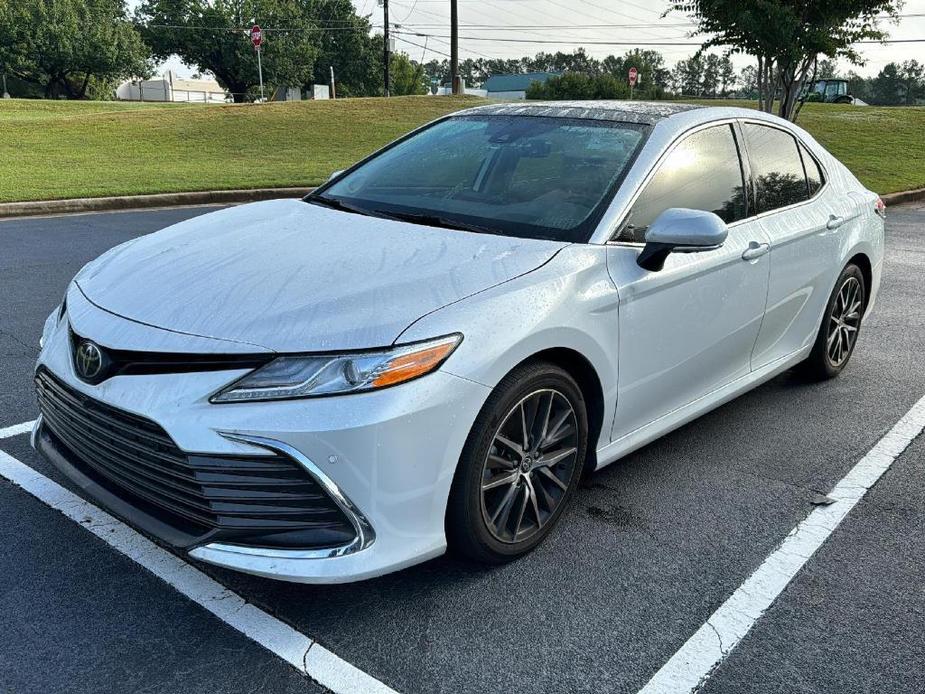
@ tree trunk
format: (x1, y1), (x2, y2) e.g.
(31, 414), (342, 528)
(776, 58), (794, 120)
(779, 55), (814, 122)
(45, 76), (68, 99)
(75, 73), (92, 100)
(758, 57), (777, 114)
(792, 58), (817, 123)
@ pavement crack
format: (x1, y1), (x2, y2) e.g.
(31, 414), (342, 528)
(0, 328), (38, 356)
(706, 619), (727, 655)
(302, 642), (336, 693)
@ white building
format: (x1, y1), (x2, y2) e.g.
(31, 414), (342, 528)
(116, 71), (228, 103)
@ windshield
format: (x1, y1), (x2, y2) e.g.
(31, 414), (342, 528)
(312, 115), (648, 242)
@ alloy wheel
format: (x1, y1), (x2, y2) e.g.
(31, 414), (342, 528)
(826, 276), (863, 367)
(479, 389), (579, 544)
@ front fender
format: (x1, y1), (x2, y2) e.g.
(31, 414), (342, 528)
(398, 245), (620, 451)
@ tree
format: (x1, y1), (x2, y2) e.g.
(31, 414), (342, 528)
(673, 54), (707, 96)
(718, 55), (736, 96)
(817, 59), (839, 79)
(737, 65), (759, 98)
(702, 53), (721, 96)
(309, 0), (381, 97)
(526, 73), (628, 100)
(871, 62), (903, 105)
(528, 48), (600, 75)
(0, 0), (150, 99)
(897, 59), (924, 105)
(137, 0), (321, 101)
(390, 52), (427, 96)
(845, 69), (871, 101)
(667, 0), (901, 121)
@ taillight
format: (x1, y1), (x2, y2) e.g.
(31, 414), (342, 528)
(874, 197), (886, 219)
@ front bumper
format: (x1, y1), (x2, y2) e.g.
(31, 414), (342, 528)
(34, 297), (490, 583)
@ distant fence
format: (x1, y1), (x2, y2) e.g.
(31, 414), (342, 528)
(168, 88), (230, 103)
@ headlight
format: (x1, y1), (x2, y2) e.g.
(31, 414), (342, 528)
(211, 334), (462, 403)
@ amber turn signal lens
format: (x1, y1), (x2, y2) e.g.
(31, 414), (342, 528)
(372, 336), (461, 388)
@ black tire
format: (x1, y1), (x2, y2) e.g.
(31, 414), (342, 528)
(800, 263), (866, 381)
(446, 361), (589, 564)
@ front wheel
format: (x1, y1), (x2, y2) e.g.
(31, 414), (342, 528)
(446, 362), (588, 564)
(800, 264), (866, 380)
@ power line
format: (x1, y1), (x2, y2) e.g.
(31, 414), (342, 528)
(393, 34), (451, 59)
(393, 29), (925, 47)
(390, 23), (695, 29)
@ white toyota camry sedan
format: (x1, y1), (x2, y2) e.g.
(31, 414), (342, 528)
(33, 102), (884, 583)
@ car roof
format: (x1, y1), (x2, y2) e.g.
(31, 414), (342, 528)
(456, 101), (793, 129)
(458, 100), (706, 125)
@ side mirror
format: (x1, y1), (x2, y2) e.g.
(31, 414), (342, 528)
(636, 208), (728, 272)
(328, 169), (345, 182)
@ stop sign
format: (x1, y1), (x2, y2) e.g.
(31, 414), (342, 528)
(628, 67), (638, 86)
(250, 24), (262, 48)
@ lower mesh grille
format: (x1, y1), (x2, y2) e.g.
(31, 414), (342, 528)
(35, 368), (355, 548)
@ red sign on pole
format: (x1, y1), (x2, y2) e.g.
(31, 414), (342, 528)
(250, 24), (263, 48)
(628, 67), (638, 87)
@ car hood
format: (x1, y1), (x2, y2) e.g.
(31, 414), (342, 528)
(75, 199), (567, 352)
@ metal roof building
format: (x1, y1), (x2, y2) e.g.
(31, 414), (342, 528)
(483, 72), (561, 100)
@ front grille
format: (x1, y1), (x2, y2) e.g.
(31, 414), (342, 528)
(69, 328), (273, 383)
(35, 368), (355, 549)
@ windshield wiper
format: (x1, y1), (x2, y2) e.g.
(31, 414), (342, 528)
(371, 209), (497, 235)
(306, 195), (376, 218)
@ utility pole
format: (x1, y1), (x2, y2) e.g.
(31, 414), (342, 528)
(450, 0), (459, 94)
(383, 0), (391, 97)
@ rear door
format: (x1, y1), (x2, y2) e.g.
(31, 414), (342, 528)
(606, 122), (772, 440)
(741, 122), (844, 369)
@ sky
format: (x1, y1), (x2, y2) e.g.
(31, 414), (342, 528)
(139, 0), (925, 80)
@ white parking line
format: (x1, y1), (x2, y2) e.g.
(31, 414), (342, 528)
(0, 428), (397, 694)
(639, 394), (925, 694)
(0, 419), (36, 440)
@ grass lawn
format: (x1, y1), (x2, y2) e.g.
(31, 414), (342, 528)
(2, 96), (923, 202)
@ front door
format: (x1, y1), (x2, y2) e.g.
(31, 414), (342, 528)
(606, 122), (771, 440)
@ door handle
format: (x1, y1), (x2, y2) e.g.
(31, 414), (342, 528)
(742, 241), (770, 261)
(826, 215), (845, 230)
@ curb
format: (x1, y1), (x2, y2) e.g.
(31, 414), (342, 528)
(1, 185), (922, 220)
(0, 187), (315, 219)
(881, 187), (925, 207)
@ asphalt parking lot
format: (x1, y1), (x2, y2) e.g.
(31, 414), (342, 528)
(1, 202), (924, 694)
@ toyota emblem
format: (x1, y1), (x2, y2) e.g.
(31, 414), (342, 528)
(75, 340), (104, 381)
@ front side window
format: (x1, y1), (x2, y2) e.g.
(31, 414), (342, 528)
(315, 115), (648, 242)
(617, 124), (747, 243)
(742, 123), (811, 214)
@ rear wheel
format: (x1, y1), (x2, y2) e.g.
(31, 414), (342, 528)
(801, 264), (866, 380)
(446, 362), (588, 563)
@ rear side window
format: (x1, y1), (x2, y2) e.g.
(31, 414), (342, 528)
(799, 142), (825, 196)
(618, 124), (747, 243)
(742, 123), (810, 213)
